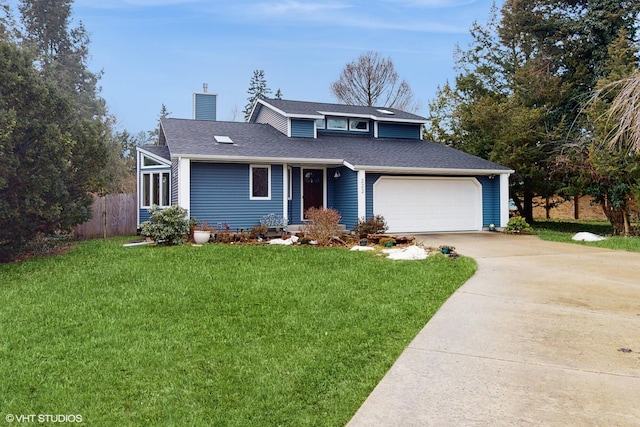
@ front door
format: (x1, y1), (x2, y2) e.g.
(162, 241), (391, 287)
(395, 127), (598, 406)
(303, 168), (324, 218)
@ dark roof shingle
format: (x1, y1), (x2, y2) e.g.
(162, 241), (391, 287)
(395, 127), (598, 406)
(160, 118), (511, 173)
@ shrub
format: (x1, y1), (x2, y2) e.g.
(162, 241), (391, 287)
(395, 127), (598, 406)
(140, 205), (194, 245)
(504, 216), (534, 234)
(260, 213), (288, 229)
(351, 215), (388, 237)
(215, 222), (233, 243)
(249, 224), (268, 239)
(302, 207), (342, 246)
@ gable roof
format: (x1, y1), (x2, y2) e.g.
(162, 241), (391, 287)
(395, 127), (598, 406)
(251, 98), (428, 124)
(137, 144), (171, 162)
(160, 118), (513, 175)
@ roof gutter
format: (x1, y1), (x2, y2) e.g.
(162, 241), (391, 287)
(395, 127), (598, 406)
(172, 153), (345, 165)
(350, 165), (514, 175)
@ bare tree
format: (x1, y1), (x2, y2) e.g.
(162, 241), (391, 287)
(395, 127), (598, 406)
(331, 51), (418, 112)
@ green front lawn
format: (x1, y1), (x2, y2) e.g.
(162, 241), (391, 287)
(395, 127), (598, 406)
(534, 219), (640, 252)
(0, 239), (475, 426)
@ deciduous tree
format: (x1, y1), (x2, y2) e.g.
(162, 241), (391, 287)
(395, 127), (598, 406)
(331, 51), (417, 112)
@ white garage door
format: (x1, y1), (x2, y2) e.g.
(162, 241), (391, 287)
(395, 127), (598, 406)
(373, 177), (482, 233)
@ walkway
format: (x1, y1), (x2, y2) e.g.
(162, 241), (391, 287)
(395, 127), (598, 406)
(348, 233), (640, 426)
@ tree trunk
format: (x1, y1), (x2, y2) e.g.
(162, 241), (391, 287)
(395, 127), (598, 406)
(574, 195), (579, 220)
(600, 197), (625, 236)
(523, 190), (534, 224)
(545, 196), (551, 219)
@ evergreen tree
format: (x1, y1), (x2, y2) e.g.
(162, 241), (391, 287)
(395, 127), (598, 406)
(426, 0), (640, 223)
(18, 0), (104, 119)
(148, 103), (171, 142)
(556, 29), (640, 235)
(0, 40), (108, 261)
(243, 69), (271, 121)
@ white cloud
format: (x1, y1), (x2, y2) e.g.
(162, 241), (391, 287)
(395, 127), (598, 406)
(255, 1), (351, 16)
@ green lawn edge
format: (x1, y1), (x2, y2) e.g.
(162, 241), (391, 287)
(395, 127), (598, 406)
(533, 219), (640, 252)
(0, 238), (476, 426)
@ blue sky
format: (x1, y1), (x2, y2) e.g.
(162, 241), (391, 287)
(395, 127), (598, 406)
(13, 0), (500, 134)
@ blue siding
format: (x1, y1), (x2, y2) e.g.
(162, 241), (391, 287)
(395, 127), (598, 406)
(366, 173), (382, 218)
(332, 167), (358, 230)
(193, 93), (217, 121)
(478, 175), (500, 227)
(291, 119), (315, 138)
(378, 123), (421, 139)
(289, 167), (302, 224)
(190, 163), (283, 230)
(139, 209), (151, 224)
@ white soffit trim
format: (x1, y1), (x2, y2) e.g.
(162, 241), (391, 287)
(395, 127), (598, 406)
(351, 165), (514, 175)
(174, 153), (345, 165)
(137, 147), (171, 166)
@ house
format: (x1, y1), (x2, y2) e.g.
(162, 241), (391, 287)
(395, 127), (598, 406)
(136, 94), (514, 234)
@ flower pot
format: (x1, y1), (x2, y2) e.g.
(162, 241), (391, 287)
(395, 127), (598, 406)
(193, 230), (211, 244)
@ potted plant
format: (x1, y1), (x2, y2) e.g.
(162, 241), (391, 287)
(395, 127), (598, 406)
(193, 221), (211, 244)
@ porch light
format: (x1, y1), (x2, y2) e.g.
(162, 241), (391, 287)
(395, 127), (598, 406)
(334, 171), (341, 179)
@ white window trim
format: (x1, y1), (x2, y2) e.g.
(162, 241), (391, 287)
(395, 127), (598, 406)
(287, 166), (293, 201)
(250, 164), (272, 200)
(349, 119), (369, 132)
(140, 154), (170, 169)
(141, 171), (171, 208)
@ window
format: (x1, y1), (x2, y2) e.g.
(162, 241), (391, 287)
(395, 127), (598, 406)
(143, 156), (163, 166)
(327, 118), (348, 130)
(349, 119), (369, 132)
(250, 165), (271, 200)
(141, 171), (170, 207)
(315, 119), (325, 129)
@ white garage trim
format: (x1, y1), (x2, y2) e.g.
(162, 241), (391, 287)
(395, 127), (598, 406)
(373, 176), (483, 233)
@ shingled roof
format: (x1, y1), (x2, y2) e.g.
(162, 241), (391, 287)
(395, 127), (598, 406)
(253, 98), (427, 123)
(160, 118), (512, 174)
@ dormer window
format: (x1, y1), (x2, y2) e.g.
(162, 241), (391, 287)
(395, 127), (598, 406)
(349, 119), (369, 132)
(327, 118), (348, 130)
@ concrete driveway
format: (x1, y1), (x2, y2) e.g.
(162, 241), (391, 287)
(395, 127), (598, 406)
(348, 233), (640, 426)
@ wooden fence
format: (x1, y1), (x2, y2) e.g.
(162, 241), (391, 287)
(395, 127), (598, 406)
(74, 193), (137, 239)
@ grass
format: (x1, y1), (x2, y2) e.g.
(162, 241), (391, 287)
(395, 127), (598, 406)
(533, 219), (640, 252)
(0, 239), (476, 426)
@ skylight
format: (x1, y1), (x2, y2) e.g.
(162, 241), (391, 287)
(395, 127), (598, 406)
(214, 135), (234, 144)
(376, 109), (395, 115)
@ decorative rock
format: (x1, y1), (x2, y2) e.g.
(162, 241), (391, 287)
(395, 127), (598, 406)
(383, 245), (428, 260)
(350, 246), (375, 251)
(572, 232), (606, 242)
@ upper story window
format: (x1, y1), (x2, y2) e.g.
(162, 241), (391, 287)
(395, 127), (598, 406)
(349, 119), (369, 132)
(327, 118), (348, 130)
(250, 165), (271, 200)
(141, 154), (168, 168)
